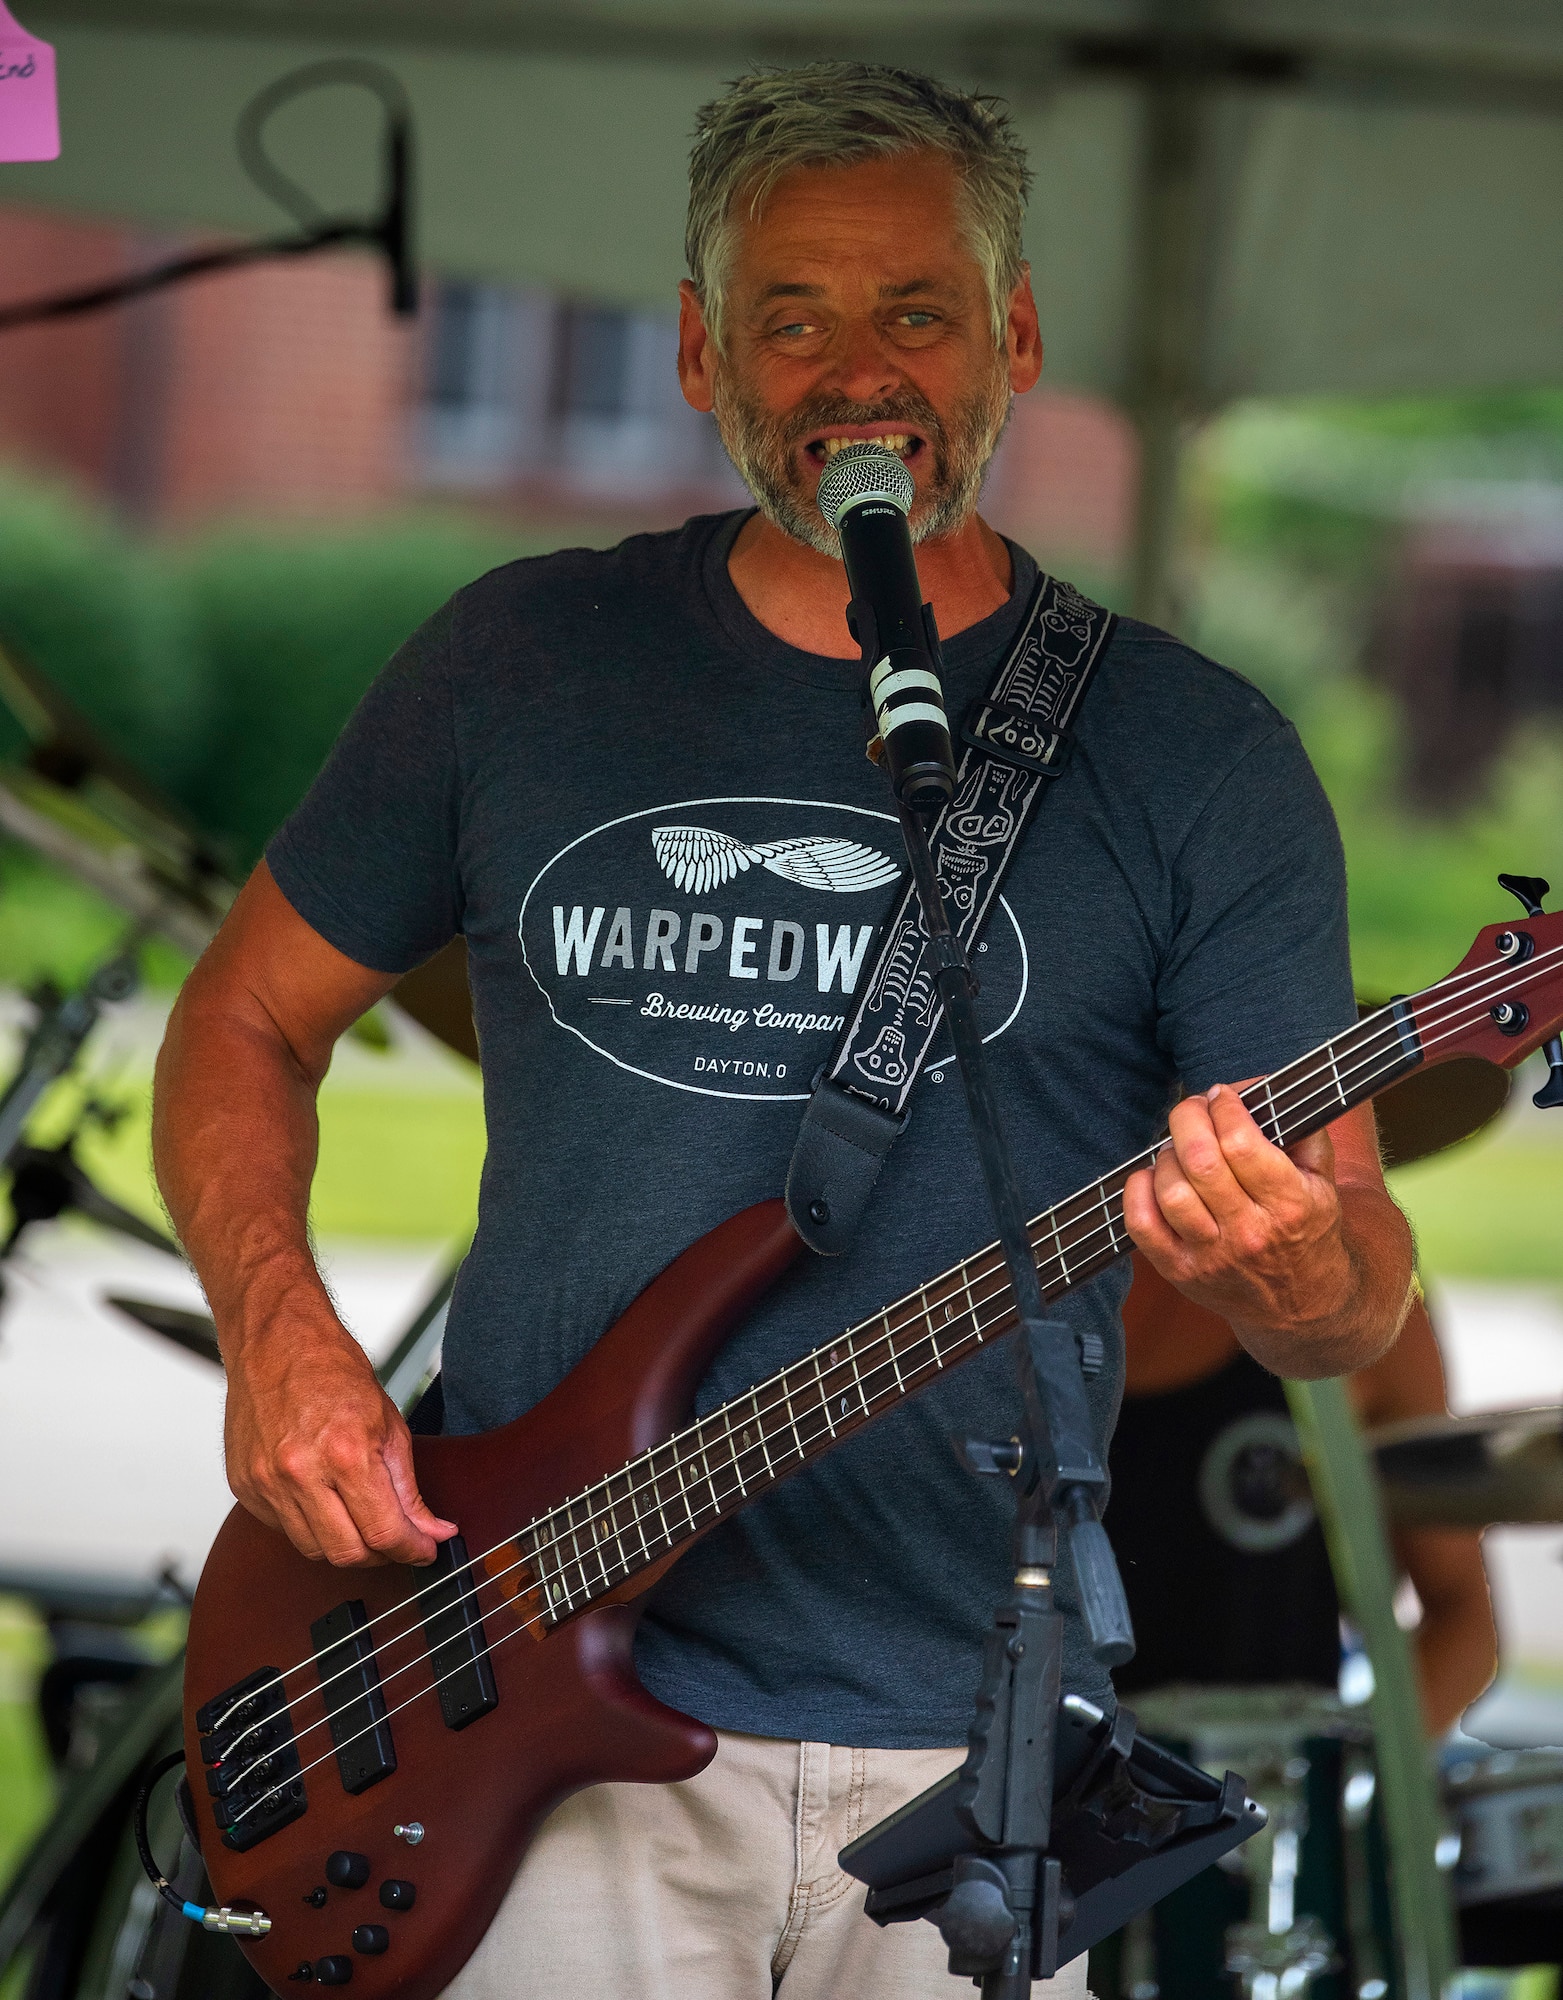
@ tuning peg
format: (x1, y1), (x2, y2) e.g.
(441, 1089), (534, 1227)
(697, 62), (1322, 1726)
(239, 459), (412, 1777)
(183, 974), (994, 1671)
(1499, 873), (1551, 918)
(1535, 1038), (1563, 1111)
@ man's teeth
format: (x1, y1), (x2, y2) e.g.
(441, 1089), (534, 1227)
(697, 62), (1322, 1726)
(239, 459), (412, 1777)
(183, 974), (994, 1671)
(820, 434), (913, 459)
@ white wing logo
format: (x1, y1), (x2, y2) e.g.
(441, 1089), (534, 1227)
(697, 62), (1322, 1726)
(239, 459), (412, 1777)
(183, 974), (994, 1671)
(651, 824), (901, 896)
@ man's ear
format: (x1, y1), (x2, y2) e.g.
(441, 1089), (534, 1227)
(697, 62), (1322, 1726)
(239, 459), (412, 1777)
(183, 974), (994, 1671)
(678, 279), (717, 413)
(1006, 264), (1043, 396)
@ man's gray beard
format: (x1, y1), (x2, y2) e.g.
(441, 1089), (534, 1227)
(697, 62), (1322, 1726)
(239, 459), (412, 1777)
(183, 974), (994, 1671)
(711, 367), (1012, 560)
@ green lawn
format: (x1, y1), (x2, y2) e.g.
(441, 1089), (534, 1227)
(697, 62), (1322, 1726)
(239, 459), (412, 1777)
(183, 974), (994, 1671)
(0, 1602), (51, 1890)
(1390, 1134), (1563, 1284)
(34, 1074), (487, 1248)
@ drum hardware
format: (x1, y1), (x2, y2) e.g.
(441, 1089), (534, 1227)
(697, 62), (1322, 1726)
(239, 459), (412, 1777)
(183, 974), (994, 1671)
(1442, 1748), (1563, 1970)
(1338, 1753), (1391, 2000)
(1368, 1406), (1563, 1528)
(1132, 1687), (1373, 2000)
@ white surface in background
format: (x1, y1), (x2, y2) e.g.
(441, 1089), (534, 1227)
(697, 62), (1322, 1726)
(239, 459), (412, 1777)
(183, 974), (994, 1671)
(1430, 1280), (1563, 1678)
(0, 1226), (451, 1590)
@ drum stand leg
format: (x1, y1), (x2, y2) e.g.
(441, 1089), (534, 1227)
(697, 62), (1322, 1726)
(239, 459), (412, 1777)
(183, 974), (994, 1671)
(1223, 1750), (1336, 2000)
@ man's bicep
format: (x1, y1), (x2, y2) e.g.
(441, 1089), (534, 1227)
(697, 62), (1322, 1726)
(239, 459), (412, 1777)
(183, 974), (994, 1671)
(184, 863), (401, 1081)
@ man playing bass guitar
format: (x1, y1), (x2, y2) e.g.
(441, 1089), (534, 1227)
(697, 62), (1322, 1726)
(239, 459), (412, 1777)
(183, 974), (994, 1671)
(153, 62), (1415, 2000)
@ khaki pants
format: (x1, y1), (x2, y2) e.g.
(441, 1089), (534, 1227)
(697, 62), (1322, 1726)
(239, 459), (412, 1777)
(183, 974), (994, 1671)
(446, 1730), (1092, 1999)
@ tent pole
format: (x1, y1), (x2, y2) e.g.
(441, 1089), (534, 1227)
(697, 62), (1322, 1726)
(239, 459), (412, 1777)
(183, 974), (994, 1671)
(1127, 0), (1209, 634)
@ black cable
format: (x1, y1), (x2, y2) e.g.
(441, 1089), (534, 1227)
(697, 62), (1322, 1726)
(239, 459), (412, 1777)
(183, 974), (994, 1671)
(0, 59), (417, 332)
(235, 58), (411, 233)
(133, 1748), (191, 1915)
(132, 1748), (274, 1937)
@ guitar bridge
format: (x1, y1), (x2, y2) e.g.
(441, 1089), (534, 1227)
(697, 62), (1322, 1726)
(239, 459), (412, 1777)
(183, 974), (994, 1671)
(196, 1666), (307, 1851)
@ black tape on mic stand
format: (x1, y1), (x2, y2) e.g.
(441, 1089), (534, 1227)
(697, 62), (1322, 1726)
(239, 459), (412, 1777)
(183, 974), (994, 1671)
(815, 446), (1263, 1994)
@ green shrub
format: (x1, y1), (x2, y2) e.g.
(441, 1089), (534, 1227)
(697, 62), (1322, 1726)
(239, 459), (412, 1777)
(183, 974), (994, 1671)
(0, 472), (204, 796)
(172, 518), (596, 867)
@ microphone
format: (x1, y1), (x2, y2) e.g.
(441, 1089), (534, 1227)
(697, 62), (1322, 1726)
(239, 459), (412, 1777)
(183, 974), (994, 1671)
(816, 444), (957, 811)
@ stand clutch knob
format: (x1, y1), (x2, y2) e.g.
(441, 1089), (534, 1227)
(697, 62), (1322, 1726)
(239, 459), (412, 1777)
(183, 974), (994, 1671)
(1067, 1509), (1136, 1667)
(933, 1856), (1017, 1963)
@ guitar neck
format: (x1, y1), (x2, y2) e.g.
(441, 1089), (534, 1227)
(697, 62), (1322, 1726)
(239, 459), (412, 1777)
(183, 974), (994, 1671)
(518, 998), (1424, 1623)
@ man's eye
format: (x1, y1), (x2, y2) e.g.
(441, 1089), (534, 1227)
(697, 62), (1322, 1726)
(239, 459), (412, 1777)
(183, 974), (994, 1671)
(899, 311), (938, 328)
(774, 321), (816, 338)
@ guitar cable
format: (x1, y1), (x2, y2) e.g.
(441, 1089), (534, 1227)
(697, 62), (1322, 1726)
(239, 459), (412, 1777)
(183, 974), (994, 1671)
(134, 1749), (273, 1937)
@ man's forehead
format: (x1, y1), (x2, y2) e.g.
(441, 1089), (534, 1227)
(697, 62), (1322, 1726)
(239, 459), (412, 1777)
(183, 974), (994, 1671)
(751, 275), (955, 307)
(728, 168), (978, 309)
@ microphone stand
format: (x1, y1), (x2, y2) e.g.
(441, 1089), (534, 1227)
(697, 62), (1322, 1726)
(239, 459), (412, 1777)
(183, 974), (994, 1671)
(879, 784), (1136, 1994)
(815, 448), (1261, 1986)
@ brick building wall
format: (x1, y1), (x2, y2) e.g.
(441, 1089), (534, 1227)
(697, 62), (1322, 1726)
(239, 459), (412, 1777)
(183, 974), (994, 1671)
(0, 200), (1136, 571)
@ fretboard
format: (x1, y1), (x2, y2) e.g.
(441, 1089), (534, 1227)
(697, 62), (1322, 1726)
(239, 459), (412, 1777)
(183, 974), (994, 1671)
(518, 997), (1424, 1624)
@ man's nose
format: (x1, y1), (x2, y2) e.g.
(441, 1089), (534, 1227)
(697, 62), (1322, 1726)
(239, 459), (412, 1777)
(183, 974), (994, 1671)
(822, 318), (903, 405)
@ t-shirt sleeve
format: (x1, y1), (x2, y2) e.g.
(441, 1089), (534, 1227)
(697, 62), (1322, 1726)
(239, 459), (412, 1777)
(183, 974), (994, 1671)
(265, 603), (462, 975)
(1157, 720), (1355, 1093)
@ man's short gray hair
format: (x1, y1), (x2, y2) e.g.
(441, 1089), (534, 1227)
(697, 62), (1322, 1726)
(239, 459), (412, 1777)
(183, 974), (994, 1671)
(686, 63), (1032, 353)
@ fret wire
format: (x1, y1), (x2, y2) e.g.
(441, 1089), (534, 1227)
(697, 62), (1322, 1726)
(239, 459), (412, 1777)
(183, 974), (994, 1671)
(651, 1453), (675, 1548)
(513, 1005), (1477, 1624)
(780, 1376), (805, 1460)
(927, 1299), (943, 1368)
(847, 1342), (868, 1421)
(694, 1431), (722, 1512)
(754, 1390), (778, 1481)
(721, 1404), (747, 1498)
(674, 1451), (700, 1535)
(812, 1351), (838, 1438)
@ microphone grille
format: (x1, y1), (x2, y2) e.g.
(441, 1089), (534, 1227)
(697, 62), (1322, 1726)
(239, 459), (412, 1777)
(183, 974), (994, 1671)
(816, 444), (915, 529)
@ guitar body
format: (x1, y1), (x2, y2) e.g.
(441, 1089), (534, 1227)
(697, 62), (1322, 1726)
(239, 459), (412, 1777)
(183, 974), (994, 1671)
(183, 1200), (804, 2000)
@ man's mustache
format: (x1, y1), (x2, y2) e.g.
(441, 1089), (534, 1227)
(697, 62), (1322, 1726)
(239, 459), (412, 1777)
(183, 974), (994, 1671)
(779, 396), (945, 450)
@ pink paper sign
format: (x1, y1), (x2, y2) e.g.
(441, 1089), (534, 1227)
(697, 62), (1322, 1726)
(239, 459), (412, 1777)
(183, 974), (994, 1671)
(0, 2), (58, 162)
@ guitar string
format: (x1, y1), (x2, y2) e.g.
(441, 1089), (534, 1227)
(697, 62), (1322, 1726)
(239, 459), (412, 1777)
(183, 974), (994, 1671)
(208, 941), (1563, 1767)
(228, 938), (1551, 1831)
(207, 942), (1530, 1741)
(213, 945), (1563, 1785)
(223, 936), (1551, 1832)
(204, 940), (1563, 1784)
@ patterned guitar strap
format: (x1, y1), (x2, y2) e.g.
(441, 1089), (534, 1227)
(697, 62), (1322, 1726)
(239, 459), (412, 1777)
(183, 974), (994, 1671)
(785, 569), (1117, 1255)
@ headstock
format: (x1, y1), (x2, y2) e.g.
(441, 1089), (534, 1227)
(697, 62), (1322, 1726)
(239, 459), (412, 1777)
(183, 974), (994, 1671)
(1405, 876), (1563, 1108)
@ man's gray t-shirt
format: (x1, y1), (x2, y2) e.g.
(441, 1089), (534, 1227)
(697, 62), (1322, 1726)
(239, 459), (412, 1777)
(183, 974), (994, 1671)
(267, 509), (1356, 1747)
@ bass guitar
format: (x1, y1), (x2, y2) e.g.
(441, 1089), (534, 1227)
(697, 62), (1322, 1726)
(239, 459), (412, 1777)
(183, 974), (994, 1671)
(182, 887), (1563, 1997)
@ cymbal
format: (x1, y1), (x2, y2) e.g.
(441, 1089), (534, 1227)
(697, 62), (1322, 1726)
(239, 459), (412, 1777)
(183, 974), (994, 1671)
(1357, 998), (1510, 1168)
(104, 1293), (222, 1368)
(1369, 1405), (1563, 1527)
(1130, 1682), (1369, 1746)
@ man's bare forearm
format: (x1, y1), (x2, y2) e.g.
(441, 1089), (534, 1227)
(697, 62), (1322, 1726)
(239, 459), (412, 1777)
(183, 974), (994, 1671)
(1228, 1183), (1414, 1380)
(153, 983), (337, 1355)
(151, 868), (453, 1567)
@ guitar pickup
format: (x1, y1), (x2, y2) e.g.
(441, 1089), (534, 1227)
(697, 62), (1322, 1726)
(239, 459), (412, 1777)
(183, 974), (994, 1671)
(195, 1665), (307, 1851)
(311, 1600), (397, 1794)
(420, 1535), (498, 1731)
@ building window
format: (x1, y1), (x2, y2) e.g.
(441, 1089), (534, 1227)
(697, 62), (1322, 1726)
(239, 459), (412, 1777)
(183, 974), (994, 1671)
(414, 281), (743, 505)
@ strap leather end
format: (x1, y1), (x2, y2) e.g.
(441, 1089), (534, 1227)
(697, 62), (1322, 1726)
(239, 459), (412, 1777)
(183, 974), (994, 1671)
(785, 1079), (907, 1256)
